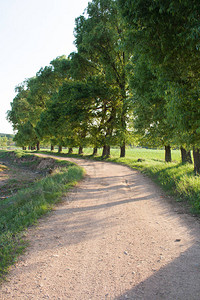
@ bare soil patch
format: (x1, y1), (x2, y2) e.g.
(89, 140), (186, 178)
(0, 161), (40, 201)
(0, 153), (59, 201)
(1, 154), (200, 299)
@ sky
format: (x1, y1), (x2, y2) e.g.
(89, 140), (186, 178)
(0, 0), (90, 134)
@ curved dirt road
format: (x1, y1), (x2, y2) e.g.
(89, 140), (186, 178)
(1, 155), (200, 299)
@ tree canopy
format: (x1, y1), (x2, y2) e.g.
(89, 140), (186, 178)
(7, 0), (200, 172)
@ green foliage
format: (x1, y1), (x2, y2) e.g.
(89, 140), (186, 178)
(7, 0), (200, 171)
(0, 137), (8, 148)
(129, 57), (173, 148)
(0, 133), (14, 139)
(74, 0), (131, 153)
(119, 0), (200, 146)
(7, 56), (71, 149)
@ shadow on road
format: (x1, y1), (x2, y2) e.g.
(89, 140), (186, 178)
(115, 242), (200, 300)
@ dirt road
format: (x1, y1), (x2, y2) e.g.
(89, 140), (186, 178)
(1, 155), (200, 299)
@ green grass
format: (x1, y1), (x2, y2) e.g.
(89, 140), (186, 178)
(38, 147), (200, 214)
(106, 149), (200, 214)
(0, 152), (84, 281)
(38, 146), (181, 161)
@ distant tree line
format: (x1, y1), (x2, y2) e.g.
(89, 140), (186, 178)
(0, 134), (14, 148)
(7, 0), (200, 172)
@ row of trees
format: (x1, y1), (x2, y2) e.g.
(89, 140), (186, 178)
(8, 0), (200, 172)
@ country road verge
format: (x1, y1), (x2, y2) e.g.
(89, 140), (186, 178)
(0, 150), (84, 281)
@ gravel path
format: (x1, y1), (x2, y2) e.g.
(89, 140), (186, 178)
(1, 155), (200, 299)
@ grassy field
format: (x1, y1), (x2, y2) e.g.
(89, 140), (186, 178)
(0, 150), (84, 280)
(43, 146), (181, 161)
(39, 147), (200, 215)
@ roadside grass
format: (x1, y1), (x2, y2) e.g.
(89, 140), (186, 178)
(0, 151), (84, 281)
(38, 147), (200, 214)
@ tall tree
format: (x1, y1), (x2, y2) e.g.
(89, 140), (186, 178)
(7, 83), (38, 148)
(119, 0), (200, 170)
(74, 0), (130, 157)
(129, 57), (173, 161)
(8, 56), (70, 149)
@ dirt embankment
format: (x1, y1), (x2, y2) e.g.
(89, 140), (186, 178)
(0, 153), (58, 201)
(0, 154), (200, 299)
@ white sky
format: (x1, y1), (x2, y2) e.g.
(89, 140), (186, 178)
(0, 0), (89, 134)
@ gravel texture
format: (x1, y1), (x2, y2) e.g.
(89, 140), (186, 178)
(1, 155), (200, 299)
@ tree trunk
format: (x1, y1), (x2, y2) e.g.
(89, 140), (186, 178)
(108, 146), (111, 157)
(180, 147), (192, 164)
(102, 145), (110, 158)
(78, 146), (83, 155)
(101, 106), (115, 158)
(93, 147), (98, 155)
(58, 145), (62, 153)
(102, 145), (106, 157)
(36, 142), (40, 151)
(120, 143), (126, 157)
(68, 147), (73, 154)
(193, 148), (200, 174)
(165, 145), (171, 162)
(51, 145), (54, 151)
